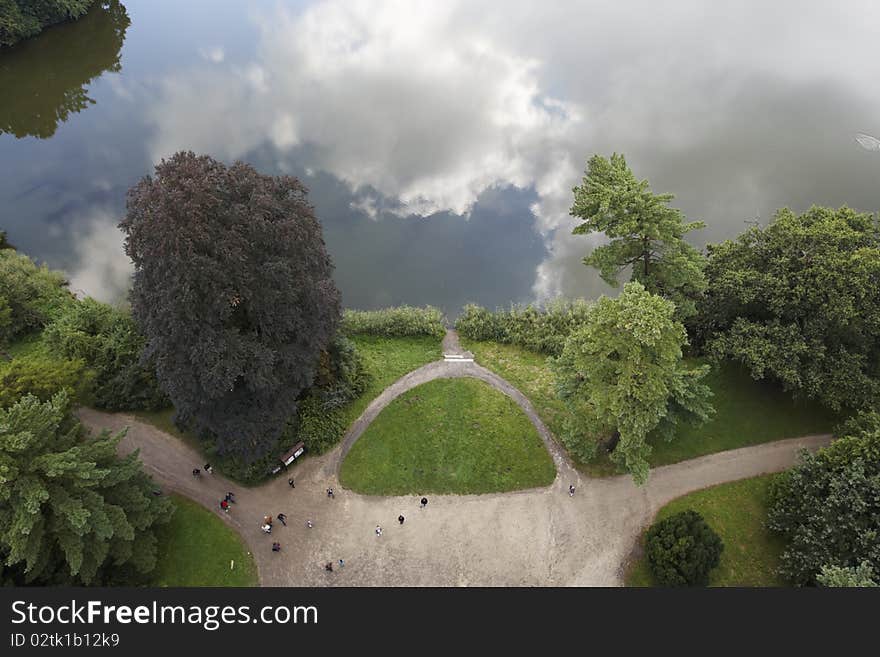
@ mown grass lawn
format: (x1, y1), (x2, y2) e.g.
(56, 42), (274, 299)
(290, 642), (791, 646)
(626, 475), (786, 587)
(340, 378), (556, 495)
(150, 495), (258, 587)
(461, 339), (838, 476)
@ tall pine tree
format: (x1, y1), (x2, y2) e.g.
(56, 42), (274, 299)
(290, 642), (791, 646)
(0, 392), (173, 585)
(571, 153), (707, 320)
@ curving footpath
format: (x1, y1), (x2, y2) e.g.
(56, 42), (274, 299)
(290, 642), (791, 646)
(76, 331), (833, 587)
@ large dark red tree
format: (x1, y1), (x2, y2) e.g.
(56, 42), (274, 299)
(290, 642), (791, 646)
(120, 151), (341, 461)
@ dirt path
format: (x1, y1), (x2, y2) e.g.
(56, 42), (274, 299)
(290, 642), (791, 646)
(76, 331), (833, 587)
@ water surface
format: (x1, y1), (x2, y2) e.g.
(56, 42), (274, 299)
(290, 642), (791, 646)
(2, 0), (879, 314)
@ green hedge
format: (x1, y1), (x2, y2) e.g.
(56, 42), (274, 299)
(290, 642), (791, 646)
(342, 306), (446, 339)
(454, 299), (592, 356)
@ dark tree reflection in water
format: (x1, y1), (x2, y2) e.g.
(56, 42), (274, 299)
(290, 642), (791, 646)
(0, 1), (130, 139)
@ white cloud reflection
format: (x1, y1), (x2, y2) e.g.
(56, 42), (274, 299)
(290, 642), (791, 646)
(67, 211), (132, 304)
(145, 0), (880, 304)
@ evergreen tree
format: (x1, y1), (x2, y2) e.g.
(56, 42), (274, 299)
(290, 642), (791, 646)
(0, 392), (173, 585)
(570, 153), (707, 320)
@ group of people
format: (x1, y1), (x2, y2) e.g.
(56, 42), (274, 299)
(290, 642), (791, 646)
(219, 491), (235, 512)
(196, 463), (578, 568)
(374, 496), (428, 538)
(192, 463), (213, 478)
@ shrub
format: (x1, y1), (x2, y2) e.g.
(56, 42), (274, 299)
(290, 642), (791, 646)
(293, 394), (347, 455)
(455, 298), (592, 355)
(645, 510), (723, 586)
(44, 298), (167, 411)
(312, 334), (372, 408)
(767, 412), (880, 585)
(342, 306), (446, 338)
(0, 355), (93, 407)
(0, 250), (74, 343)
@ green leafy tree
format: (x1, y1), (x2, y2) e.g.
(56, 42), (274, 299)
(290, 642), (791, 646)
(551, 282), (713, 483)
(121, 151), (341, 463)
(0, 249), (74, 343)
(767, 411), (880, 585)
(645, 510), (723, 586)
(0, 355), (93, 407)
(0, 392), (173, 585)
(696, 206), (880, 411)
(817, 562), (878, 588)
(44, 298), (167, 411)
(570, 153), (707, 319)
(1, 0), (95, 48)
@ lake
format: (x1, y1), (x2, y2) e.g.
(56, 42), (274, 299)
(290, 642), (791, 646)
(2, 0), (879, 316)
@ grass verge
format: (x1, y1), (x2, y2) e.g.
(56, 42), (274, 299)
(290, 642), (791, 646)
(150, 494), (258, 586)
(625, 475), (786, 587)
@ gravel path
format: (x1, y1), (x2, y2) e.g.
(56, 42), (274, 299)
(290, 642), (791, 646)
(76, 330), (833, 587)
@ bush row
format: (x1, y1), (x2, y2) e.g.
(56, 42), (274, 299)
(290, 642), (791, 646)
(454, 298), (593, 356)
(342, 305), (446, 339)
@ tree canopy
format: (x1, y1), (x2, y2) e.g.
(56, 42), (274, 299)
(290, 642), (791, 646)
(817, 562), (878, 588)
(767, 411), (880, 586)
(551, 282), (713, 484)
(1, 0), (94, 48)
(695, 205), (880, 411)
(120, 151), (341, 462)
(0, 249), (74, 343)
(0, 392), (173, 585)
(570, 153), (707, 320)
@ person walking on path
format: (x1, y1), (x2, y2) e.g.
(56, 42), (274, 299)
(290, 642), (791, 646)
(420, 497), (428, 509)
(192, 468), (200, 478)
(569, 484), (575, 497)
(338, 559), (345, 569)
(375, 525), (382, 537)
(306, 519), (313, 529)
(204, 463), (213, 474)
(288, 477), (295, 488)
(277, 513), (287, 526)
(261, 523), (272, 534)
(398, 515), (405, 525)
(220, 499), (229, 513)
(263, 515), (273, 527)
(327, 487), (335, 499)
(272, 542), (281, 553)
(225, 492), (235, 504)
(324, 562), (334, 572)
